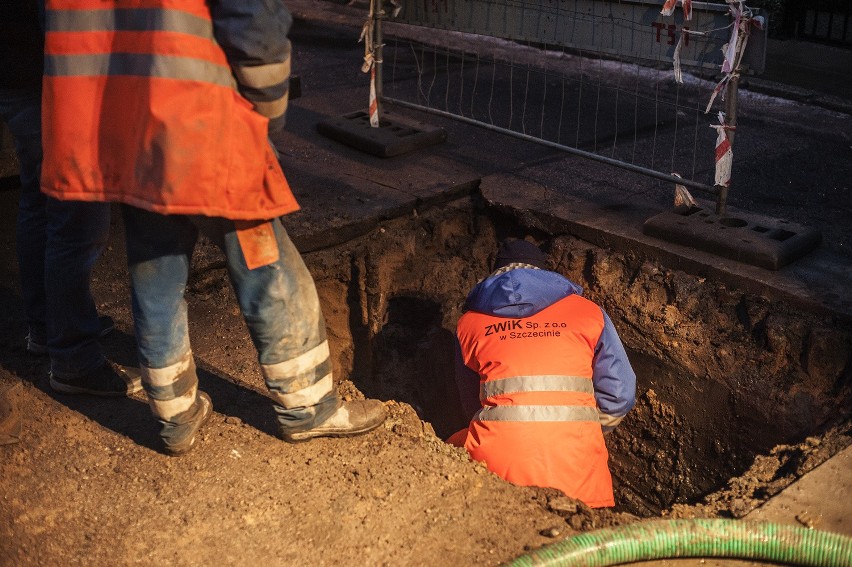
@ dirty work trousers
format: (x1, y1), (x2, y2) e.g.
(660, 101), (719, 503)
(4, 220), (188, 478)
(0, 86), (110, 378)
(121, 206), (340, 442)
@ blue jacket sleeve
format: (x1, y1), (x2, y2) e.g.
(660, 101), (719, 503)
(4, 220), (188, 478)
(210, 0), (292, 135)
(592, 309), (636, 432)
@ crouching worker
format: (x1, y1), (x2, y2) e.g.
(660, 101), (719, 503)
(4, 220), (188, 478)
(447, 239), (636, 508)
(40, 0), (386, 454)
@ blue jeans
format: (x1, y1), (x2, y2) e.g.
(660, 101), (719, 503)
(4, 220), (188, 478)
(121, 206), (339, 433)
(0, 87), (110, 378)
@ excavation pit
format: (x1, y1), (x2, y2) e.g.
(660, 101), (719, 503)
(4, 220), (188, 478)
(293, 196), (851, 518)
(2, 180), (850, 565)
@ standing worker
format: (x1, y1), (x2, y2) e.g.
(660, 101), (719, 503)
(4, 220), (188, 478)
(448, 239), (636, 508)
(40, 0), (386, 455)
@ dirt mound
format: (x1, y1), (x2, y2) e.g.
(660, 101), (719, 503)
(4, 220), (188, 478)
(2, 187), (850, 565)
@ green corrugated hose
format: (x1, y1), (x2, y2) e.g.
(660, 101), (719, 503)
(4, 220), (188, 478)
(503, 519), (852, 567)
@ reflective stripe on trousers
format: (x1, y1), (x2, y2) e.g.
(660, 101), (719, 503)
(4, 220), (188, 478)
(123, 206), (339, 432)
(143, 351), (198, 422)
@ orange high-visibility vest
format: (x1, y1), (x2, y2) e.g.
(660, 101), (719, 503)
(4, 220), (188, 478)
(456, 294), (614, 508)
(41, 0), (299, 220)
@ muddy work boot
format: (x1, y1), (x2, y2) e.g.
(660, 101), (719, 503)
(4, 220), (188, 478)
(161, 391), (213, 456)
(279, 399), (387, 443)
(49, 360), (142, 397)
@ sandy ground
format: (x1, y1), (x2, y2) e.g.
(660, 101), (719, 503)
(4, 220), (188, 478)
(1, 192), (849, 566)
(1, 2), (851, 565)
(0, 197), (632, 566)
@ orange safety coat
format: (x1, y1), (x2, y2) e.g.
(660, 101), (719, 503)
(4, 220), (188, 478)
(41, 0), (299, 220)
(455, 294), (614, 508)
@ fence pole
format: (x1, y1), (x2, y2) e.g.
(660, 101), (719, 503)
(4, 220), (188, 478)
(374, 0), (384, 114)
(715, 74), (739, 216)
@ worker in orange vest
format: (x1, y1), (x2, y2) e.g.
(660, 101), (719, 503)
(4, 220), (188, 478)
(448, 239), (636, 507)
(41, 0), (386, 454)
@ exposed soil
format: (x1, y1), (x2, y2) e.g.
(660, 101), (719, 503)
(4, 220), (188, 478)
(1, 189), (850, 566)
(2, 2), (851, 563)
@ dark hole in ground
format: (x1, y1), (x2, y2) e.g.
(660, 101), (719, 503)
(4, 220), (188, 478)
(368, 295), (468, 440)
(339, 203), (850, 518)
(369, 305), (762, 516)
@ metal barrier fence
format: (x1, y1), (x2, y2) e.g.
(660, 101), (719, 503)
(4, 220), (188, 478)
(784, 0), (852, 45)
(371, 0), (767, 214)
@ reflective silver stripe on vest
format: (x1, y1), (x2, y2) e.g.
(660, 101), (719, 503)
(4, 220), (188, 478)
(480, 375), (594, 400)
(45, 53), (235, 87)
(474, 405), (599, 422)
(46, 8), (214, 39)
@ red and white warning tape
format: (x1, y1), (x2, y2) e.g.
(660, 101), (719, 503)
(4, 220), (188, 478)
(662, 1), (761, 192)
(710, 112), (735, 187)
(359, 0), (379, 127)
(705, 1), (765, 113)
(660, 0), (692, 21)
(369, 65), (379, 127)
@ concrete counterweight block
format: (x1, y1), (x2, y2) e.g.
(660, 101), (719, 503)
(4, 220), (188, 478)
(318, 108), (446, 158)
(642, 204), (823, 270)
